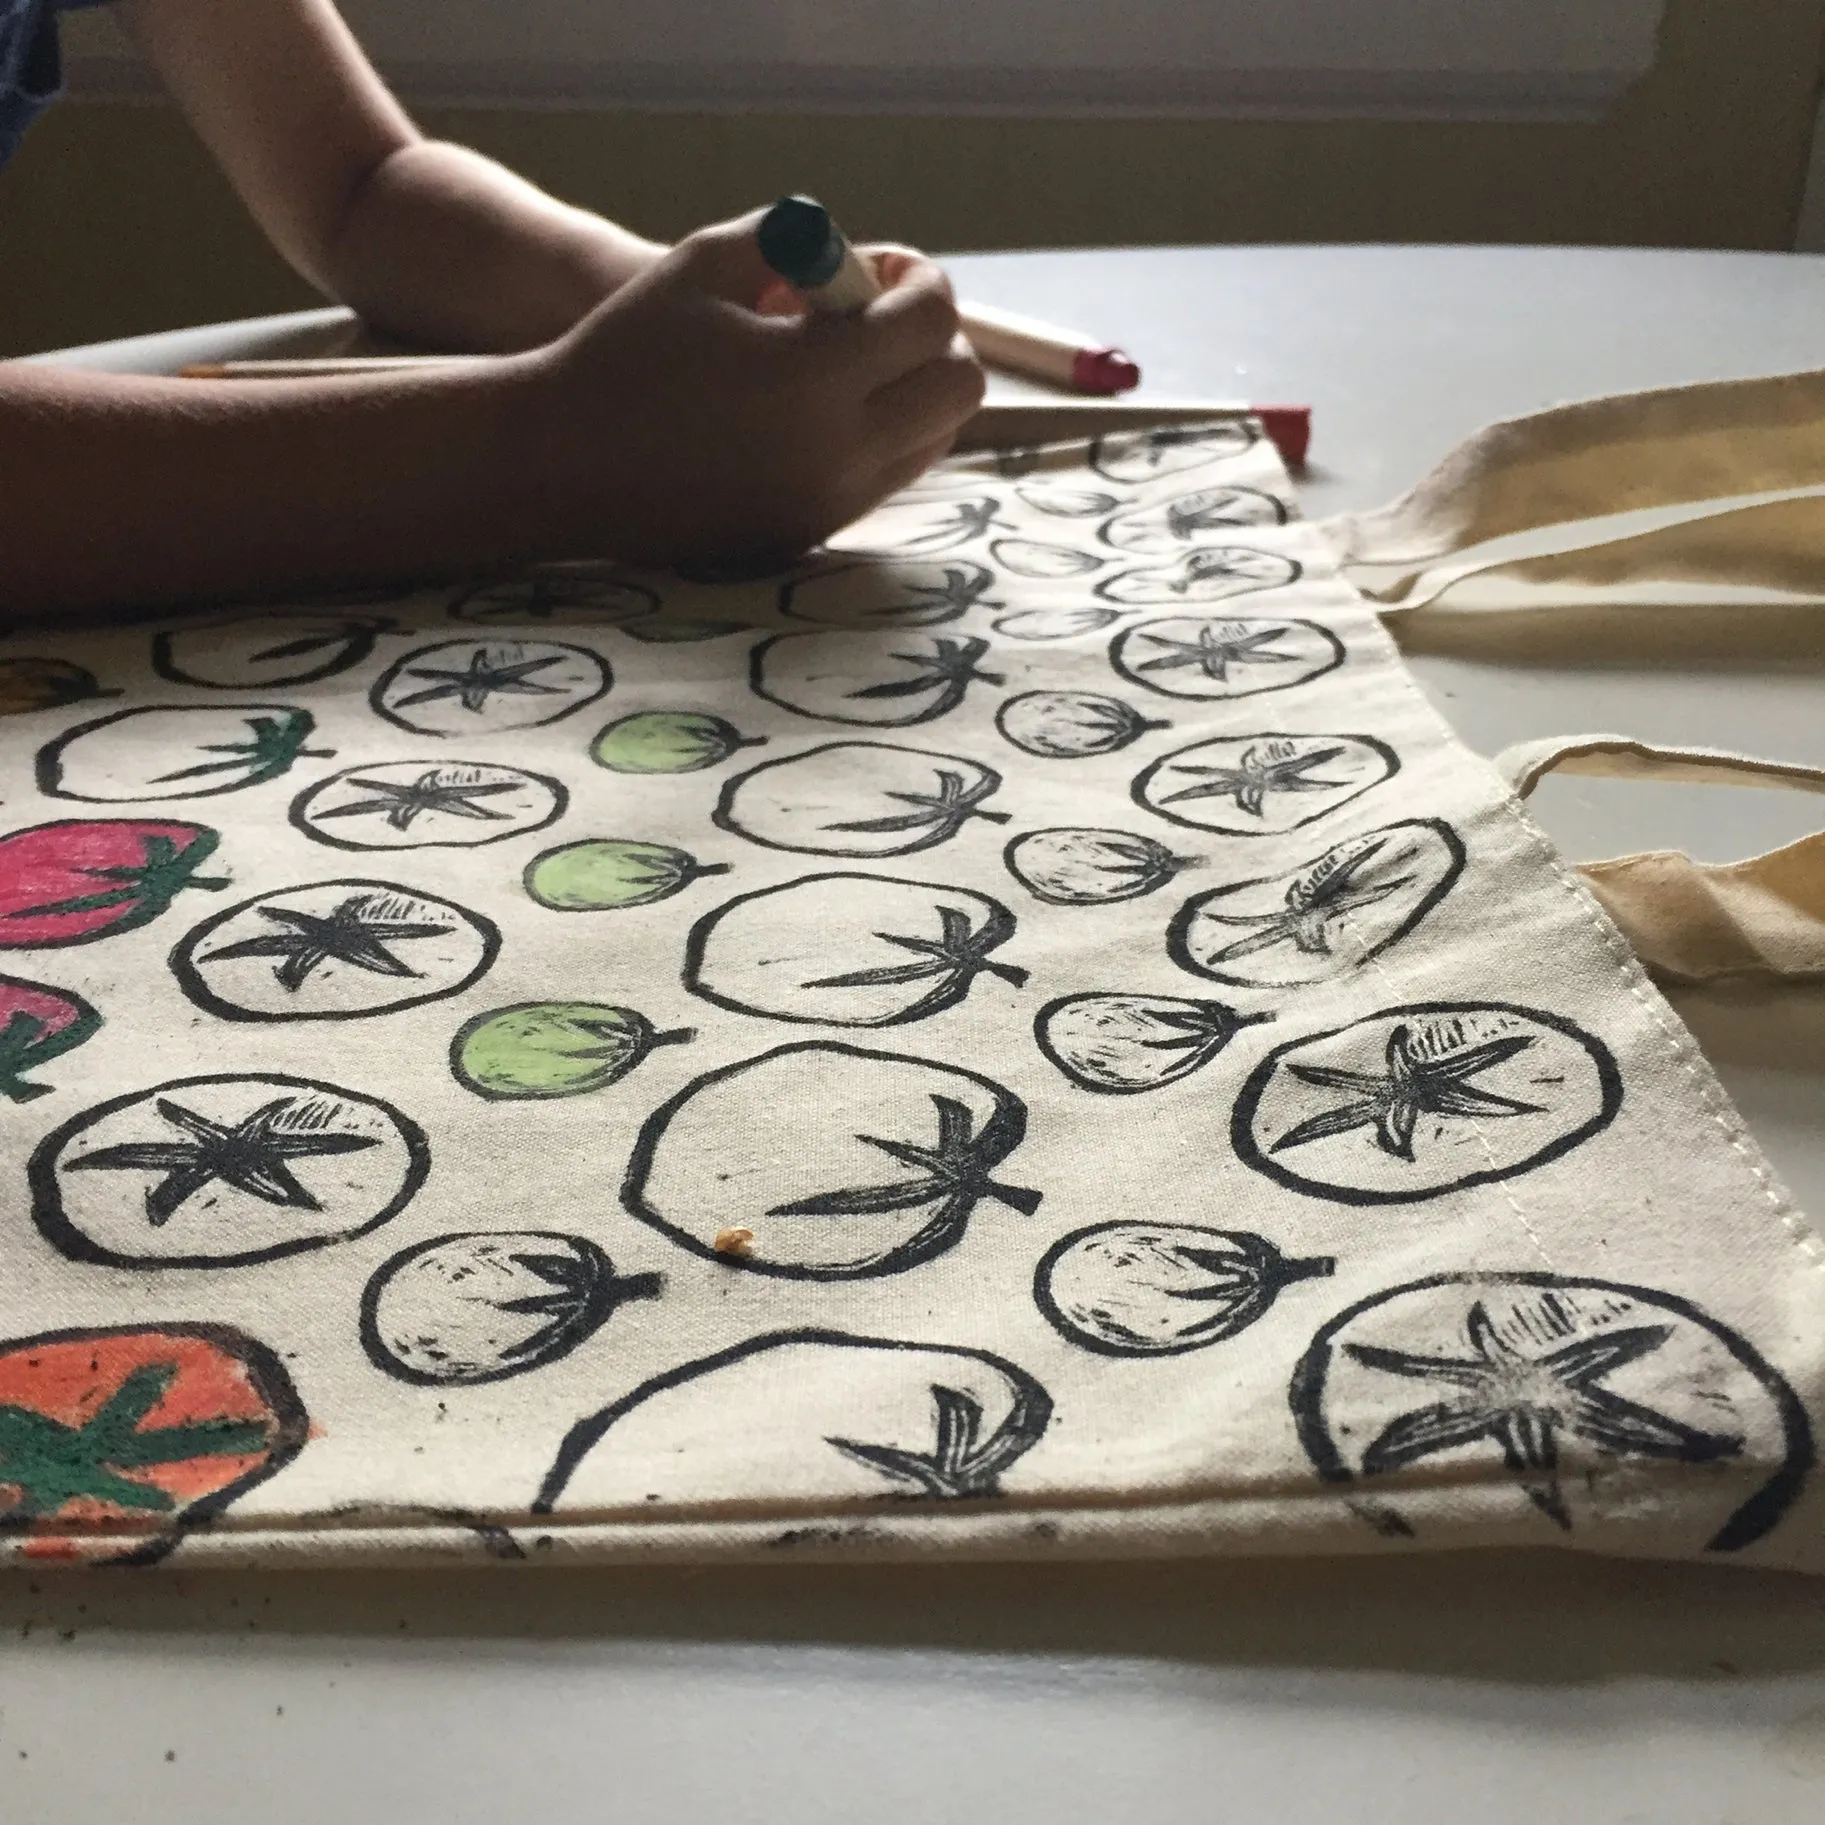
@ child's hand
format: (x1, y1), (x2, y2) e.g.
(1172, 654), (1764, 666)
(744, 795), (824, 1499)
(511, 210), (984, 569)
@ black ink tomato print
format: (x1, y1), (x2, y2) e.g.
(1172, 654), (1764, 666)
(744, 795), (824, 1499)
(523, 838), (729, 911)
(1035, 992), (1267, 1094)
(1097, 548), (1302, 607)
(1169, 820), (1467, 989)
(622, 1041), (1040, 1279)
(591, 710), (763, 774)
(0, 1322), (307, 1567)
(988, 538), (1106, 579)
(1036, 1223), (1334, 1357)
(1004, 827), (1195, 906)
(1100, 484), (1288, 555)
(1134, 733), (1399, 836)
(618, 614), (754, 644)
(715, 742), (1007, 858)
(450, 1002), (693, 1099)
(779, 559), (1002, 627)
(1233, 1001), (1624, 1206)
(992, 605), (1122, 642)
(750, 630), (1002, 727)
(1290, 1273), (1813, 1553)
(994, 690), (1168, 759)
(0, 974), (101, 1102)
(0, 657), (116, 716)
(30, 1073), (430, 1268)
(370, 638), (611, 735)
(685, 873), (1026, 1027)
(1110, 615), (1344, 701)
(536, 1331), (1052, 1513)
(1091, 422), (1257, 483)
(1015, 483), (1127, 519)
(835, 493), (1012, 555)
(171, 879), (500, 1022)
(449, 565), (660, 627)
(359, 1231), (662, 1387)
(36, 704), (330, 801)
(0, 819), (226, 948)
(289, 759), (568, 851)
(150, 613), (393, 689)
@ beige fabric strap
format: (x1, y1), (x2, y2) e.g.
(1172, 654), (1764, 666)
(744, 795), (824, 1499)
(1322, 368), (1825, 567)
(1361, 492), (1825, 613)
(1496, 734), (1825, 983)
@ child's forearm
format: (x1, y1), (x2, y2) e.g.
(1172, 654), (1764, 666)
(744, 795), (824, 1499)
(0, 361), (543, 618)
(317, 142), (666, 353)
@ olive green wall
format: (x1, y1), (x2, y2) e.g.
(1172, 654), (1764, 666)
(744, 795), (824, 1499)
(4, 0), (1824, 357)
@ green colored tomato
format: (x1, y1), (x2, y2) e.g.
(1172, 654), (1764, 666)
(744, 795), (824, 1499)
(590, 711), (762, 775)
(451, 1002), (693, 1099)
(523, 839), (730, 911)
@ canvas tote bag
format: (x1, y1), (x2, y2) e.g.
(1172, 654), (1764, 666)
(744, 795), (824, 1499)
(0, 378), (1820, 1572)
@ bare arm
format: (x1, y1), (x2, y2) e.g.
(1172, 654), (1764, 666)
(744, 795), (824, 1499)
(1, 221), (982, 618)
(120, 0), (663, 350)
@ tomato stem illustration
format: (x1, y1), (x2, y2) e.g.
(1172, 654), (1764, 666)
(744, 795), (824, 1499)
(826, 1379), (1048, 1498)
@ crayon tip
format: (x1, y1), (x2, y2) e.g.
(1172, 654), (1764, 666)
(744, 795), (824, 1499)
(1253, 406), (1312, 468)
(1071, 348), (1142, 394)
(758, 195), (843, 290)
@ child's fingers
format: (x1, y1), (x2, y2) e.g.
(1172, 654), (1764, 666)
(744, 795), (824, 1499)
(670, 210), (785, 306)
(874, 432), (963, 499)
(840, 261), (964, 383)
(865, 346), (986, 456)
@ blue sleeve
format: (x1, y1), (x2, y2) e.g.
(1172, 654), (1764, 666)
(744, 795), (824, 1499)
(1, 0), (118, 174)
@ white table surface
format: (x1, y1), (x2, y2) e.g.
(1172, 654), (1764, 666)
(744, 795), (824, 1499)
(6, 245), (1825, 1825)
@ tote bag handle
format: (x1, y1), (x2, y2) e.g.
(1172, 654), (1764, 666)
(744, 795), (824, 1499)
(1496, 735), (1825, 984)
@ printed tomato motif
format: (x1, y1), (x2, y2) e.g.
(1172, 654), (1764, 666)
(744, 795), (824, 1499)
(623, 1041), (1040, 1279)
(170, 879), (500, 1022)
(1036, 1223), (1334, 1356)
(0, 1323), (307, 1564)
(1099, 484), (1287, 554)
(523, 838), (729, 911)
(0, 974), (102, 1102)
(1292, 1274), (1813, 1552)
(538, 1332), (1052, 1513)
(289, 759), (568, 851)
(360, 1231), (662, 1386)
(450, 1002), (693, 1100)
(779, 559), (1002, 628)
(686, 873), (1027, 1027)
(1109, 615), (1344, 701)
(619, 615), (754, 643)
(591, 710), (763, 774)
(30, 1073), (429, 1268)
(449, 566), (661, 627)
(1004, 827), (1195, 906)
(1169, 820), (1467, 989)
(36, 704), (330, 801)
(0, 657), (116, 716)
(750, 630), (1002, 727)
(1133, 732), (1398, 835)
(834, 494), (1013, 555)
(716, 742), (1007, 857)
(992, 606), (1122, 642)
(995, 691), (1168, 760)
(1035, 992), (1266, 1094)
(370, 638), (611, 735)
(1091, 422), (1257, 483)
(1097, 548), (1301, 606)
(988, 538), (1106, 579)
(0, 819), (226, 948)
(1015, 483), (1127, 518)
(150, 613), (393, 689)
(1234, 1002), (1623, 1206)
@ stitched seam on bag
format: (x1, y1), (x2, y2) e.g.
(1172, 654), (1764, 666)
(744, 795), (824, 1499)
(1342, 906), (1557, 1271)
(1336, 572), (1823, 1274)
(1489, 788), (1825, 1271)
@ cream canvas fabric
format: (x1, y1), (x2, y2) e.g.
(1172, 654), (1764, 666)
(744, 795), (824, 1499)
(0, 406), (1820, 1572)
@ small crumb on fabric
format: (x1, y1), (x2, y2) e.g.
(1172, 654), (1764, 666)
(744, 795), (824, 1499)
(712, 1227), (754, 1257)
